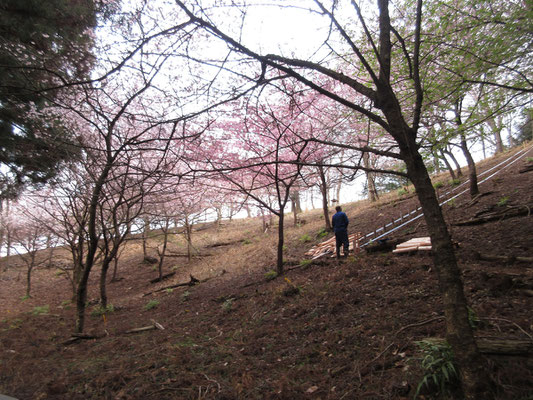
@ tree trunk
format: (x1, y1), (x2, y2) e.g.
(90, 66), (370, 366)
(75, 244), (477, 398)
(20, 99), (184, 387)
(216, 207), (222, 227)
(276, 212), (284, 275)
(460, 134), (479, 198)
(432, 149), (441, 174)
(26, 257), (34, 298)
(440, 150), (457, 180)
(76, 267), (91, 333)
(99, 260), (111, 309)
(363, 151), (379, 202)
(290, 190), (302, 226)
(443, 147), (462, 177)
(185, 220), (193, 262)
(488, 117), (504, 154)
(402, 142), (492, 399)
(318, 164), (332, 231)
(111, 256), (119, 281)
(142, 216), (150, 259)
(158, 221), (170, 280)
(46, 234), (55, 268)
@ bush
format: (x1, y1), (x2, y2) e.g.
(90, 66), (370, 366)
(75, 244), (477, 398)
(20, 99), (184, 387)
(91, 304), (115, 317)
(316, 228), (328, 238)
(414, 339), (459, 398)
(433, 181), (444, 189)
(450, 178), (461, 186)
(144, 299), (160, 311)
(299, 259), (312, 268)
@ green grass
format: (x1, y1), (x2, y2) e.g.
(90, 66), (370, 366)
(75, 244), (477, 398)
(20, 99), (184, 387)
(265, 270), (278, 281)
(31, 305), (50, 315)
(397, 187), (408, 196)
(316, 228), (328, 238)
(299, 233), (312, 243)
(497, 196), (509, 206)
(144, 299), (160, 311)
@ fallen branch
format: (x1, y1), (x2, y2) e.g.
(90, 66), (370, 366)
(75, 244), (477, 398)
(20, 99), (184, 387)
(394, 316), (444, 336)
(125, 320), (165, 334)
(205, 240), (243, 248)
(481, 317), (533, 340)
(63, 333), (102, 345)
(143, 274), (203, 297)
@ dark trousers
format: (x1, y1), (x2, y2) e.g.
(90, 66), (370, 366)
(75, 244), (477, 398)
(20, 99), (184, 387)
(335, 230), (349, 258)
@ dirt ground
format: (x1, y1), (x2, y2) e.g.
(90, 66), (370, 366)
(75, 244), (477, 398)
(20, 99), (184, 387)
(1, 145), (532, 400)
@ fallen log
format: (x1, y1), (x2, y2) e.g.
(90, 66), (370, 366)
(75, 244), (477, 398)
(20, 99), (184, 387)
(474, 252), (533, 265)
(365, 239), (401, 253)
(149, 272), (176, 284)
(426, 337), (533, 357)
(143, 274), (203, 297)
(519, 164), (533, 174)
(454, 204), (532, 226)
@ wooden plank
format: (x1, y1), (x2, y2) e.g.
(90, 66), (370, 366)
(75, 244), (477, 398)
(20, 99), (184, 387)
(393, 246), (419, 253)
(418, 246), (432, 251)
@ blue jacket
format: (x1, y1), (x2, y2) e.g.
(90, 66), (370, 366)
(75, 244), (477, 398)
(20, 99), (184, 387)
(332, 211), (349, 233)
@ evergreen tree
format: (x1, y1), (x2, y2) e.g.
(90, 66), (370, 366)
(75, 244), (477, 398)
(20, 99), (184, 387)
(0, 0), (111, 197)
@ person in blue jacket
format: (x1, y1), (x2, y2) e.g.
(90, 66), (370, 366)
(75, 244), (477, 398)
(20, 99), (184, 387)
(332, 205), (349, 258)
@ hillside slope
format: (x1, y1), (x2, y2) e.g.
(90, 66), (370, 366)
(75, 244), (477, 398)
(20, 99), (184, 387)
(1, 145), (532, 400)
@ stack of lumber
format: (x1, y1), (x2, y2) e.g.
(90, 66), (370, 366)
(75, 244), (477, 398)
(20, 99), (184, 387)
(392, 237), (432, 253)
(305, 232), (362, 260)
